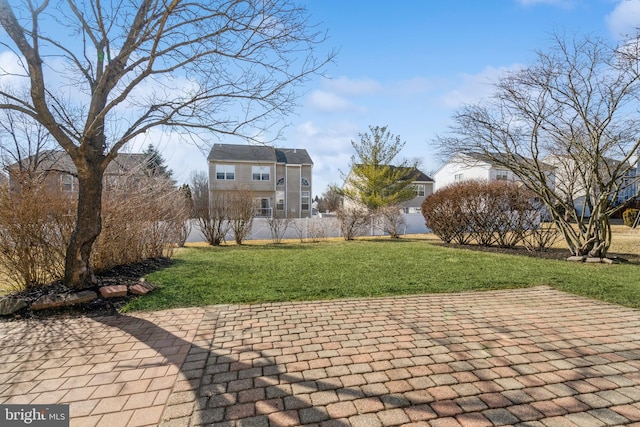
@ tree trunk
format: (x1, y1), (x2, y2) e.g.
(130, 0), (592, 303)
(64, 160), (104, 289)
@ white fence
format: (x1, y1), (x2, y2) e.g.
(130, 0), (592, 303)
(186, 213), (430, 243)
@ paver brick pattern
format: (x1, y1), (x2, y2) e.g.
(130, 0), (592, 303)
(1, 286), (640, 426)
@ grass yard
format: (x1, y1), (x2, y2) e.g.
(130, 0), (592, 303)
(123, 231), (640, 312)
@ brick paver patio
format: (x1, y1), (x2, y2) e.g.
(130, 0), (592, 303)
(0, 286), (639, 426)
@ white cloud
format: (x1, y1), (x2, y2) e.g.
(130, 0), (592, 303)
(391, 77), (434, 97)
(441, 64), (523, 108)
(323, 76), (383, 96)
(289, 120), (359, 191)
(307, 90), (356, 112)
(605, 0), (640, 39)
(0, 51), (35, 91)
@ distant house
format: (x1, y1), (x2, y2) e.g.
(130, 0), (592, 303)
(207, 143), (313, 218)
(7, 150), (148, 194)
(544, 154), (638, 217)
(433, 152), (530, 192)
(342, 165), (434, 213)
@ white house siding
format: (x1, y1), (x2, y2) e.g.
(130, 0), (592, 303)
(433, 158), (491, 191)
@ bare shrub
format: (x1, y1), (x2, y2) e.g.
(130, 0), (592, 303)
(92, 174), (190, 271)
(190, 171), (229, 246)
(0, 173), (75, 290)
(422, 183), (472, 244)
(337, 208), (369, 240)
(227, 188), (254, 245)
(375, 205), (406, 238)
(422, 180), (541, 248)
(290, 220), (306, 243)
(307, 219), (327, 242)
(266, 214), (291, 244)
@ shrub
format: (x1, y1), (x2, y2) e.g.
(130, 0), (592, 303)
(337, 208), (369, 240)
(623, 208), (639, 227)
(0, 173), (75, 290)
(422, 180), (541, 248)
(0, 169), (191, 291)
(92, 174), (191, 271)
(374, 205), (406, 239)
(266, 214), (290, 244)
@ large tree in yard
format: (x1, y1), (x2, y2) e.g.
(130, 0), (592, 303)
(0, 0), (333, 287)
(436, 34), (640, 258)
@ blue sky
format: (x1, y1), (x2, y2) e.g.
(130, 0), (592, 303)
(258, 0), (640, 196)
(2, 0), (639, 195)
(160, 0), (640, 194)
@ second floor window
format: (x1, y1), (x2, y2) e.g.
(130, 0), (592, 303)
(495, 169), (509, 181)
(252, 166), (270, 181)
(413, 184), (425, 197)
(216, 165), (235, 180)
(301, 177), (310, 186)
(454, 173), (464, 182)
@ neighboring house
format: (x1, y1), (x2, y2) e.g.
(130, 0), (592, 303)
(544, 154), (638, 217)
(208, 143), (313, 218)
(400, 168), (434, 214)
(342, 165), (434, 213)
(7, 150), (148, 194)
(433, 152), (529, 192)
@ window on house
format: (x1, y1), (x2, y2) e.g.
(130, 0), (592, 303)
(301, 191), (310, 211)
(61, 174), (76, 192)
(276, 191), (285, 211)
(413, 184), (425, 197)
(495, 169), (509, 181)
(276, 177), (285, 186)
(301, 177), (310, 186)
(216, 165), (235, 180)
(454, 173), (464, 181)
(252, 166), (270, 181)
(253, 197), (271, 217)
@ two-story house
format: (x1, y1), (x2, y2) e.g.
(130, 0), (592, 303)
(208, 144), (313, 218)
(433, 152), (525, 192)
(7, 149), (148, 194)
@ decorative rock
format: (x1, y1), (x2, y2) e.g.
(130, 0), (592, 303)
(566, 256), (585, 262)
(585, 257), (603, 263)
(99, 285), (128, 298)
(65, 290), (98, 306)
(129, 283), (152, 295)
(0, 297), (28, 316)
(32, 294), (66, 311)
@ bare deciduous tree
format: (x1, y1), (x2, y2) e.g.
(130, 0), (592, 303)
(190, 171), (229, 246)
(436, 34), (640, 258)
(227, 187), (254, 245)
(0, 0), (334, 287)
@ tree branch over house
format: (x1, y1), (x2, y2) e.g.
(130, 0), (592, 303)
(435, 33), (640, 259)
(0, 0), (334, 287)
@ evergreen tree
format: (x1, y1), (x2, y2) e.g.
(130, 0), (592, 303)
(339, 126), (418, 211)
(143, 144), (173, 179)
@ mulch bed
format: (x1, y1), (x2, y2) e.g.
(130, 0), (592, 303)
(1, 257), (171, 321)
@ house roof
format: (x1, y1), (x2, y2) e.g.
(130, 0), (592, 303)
(208, 143), (313, 165)
(351, 164), (433, 183)
(437, 151), (554, 173)
(8, 150), (147, 175)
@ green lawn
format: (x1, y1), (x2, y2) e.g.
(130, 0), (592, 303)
(123, 238), (640, 312)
